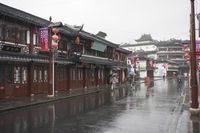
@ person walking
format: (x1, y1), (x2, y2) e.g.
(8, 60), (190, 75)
(110, 72), (117, 90)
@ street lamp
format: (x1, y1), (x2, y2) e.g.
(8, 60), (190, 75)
(48, 22), (63, 97)
(189, 0), (200, 114)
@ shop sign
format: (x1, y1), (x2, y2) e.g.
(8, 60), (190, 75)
(40, 27), (49, 51)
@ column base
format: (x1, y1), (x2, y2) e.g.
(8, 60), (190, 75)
(47, 95), (54, 98)
(190, 107), (200, 115)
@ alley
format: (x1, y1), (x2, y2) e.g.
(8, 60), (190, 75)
(0, 79), (187, 133)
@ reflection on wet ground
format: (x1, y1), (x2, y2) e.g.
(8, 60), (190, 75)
(0, 79), (189, 133)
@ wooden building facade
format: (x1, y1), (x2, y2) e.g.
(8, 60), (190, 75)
(0, 3), (130, 99)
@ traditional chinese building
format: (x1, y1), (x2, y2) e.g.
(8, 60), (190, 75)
(156, 39), (188, 77)
(0, 3), (130, 99)
(120, 34), (157, 79)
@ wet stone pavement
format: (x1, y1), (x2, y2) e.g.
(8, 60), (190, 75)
(0, 79), (193, 133)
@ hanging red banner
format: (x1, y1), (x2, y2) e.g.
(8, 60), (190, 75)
(40, 27), (49, 51)
(75, 36), (80, 44)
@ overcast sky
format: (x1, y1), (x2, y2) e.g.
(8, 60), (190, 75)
(0, 0), (200, 43)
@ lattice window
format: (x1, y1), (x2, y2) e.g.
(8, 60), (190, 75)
(14, 66), (21, 84)
(39, 69), (42, 82)
(26, 30), (30, 44)
(44, 69), (48, 82)
(22, 67), (28, 84)
(33, 69), (37, 82)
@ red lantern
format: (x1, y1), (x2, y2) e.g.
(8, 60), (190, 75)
(184, 53), (190, 59)
(58, 35), (61, 40)
(184, 47), (190, 53)
(52, 28), (59, 34)
(75, 36), (80, 44)
(51, 42), (58, 48)
(183, 44), (188, 49)
(52, 34), (59, 41)
(51, 28), (60, 49)
(51, 38), (59, 48)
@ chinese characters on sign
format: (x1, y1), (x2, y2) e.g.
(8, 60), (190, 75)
(40, 27), (48, 51)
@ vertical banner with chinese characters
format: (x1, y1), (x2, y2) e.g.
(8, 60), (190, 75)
(40, 27), (49, 51)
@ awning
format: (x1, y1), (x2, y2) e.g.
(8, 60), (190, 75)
(91, 41), (107, 52)
(80, 55), (113, 65)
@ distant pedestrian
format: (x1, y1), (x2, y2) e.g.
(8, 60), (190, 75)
(163, 73), (166, 80)
(110, 72), (117, 90)
(177, 75), (182, 90)
(177, 75), (182, 83)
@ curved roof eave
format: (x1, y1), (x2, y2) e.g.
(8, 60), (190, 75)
(80, 31), (118, 48)
(0, 3), (49, 27)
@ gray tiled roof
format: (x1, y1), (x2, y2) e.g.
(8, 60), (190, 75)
(135, 34), (154, 42)
(80, 30), (118, 48)
(0, 3), (49, 26)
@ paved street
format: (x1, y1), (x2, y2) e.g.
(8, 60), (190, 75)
(0, 79), (192, 133)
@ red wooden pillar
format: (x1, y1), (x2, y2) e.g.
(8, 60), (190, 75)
(28, 28), (34, 96)
(190, 0), (199, 110)
(28, 62), (34, 96)
(29, 29), (34, 54)
(48, 49), (53, 95)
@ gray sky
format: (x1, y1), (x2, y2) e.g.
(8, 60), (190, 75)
(0, 0), (200, 43)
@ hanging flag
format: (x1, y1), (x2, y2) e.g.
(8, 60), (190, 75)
(40, 27), (48, 51)
(75, 36), (80, 44)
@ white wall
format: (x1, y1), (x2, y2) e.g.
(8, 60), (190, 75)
(126, 44), (157, 52)
(140, 71), (147, 79)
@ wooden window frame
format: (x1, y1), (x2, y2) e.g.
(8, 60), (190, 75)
(39, 69), (42, 83)
(33, 68), (37, 83)
(44, 69), (48, 82)
(22, 67), (28, 84)
(14, 66), (21, 84)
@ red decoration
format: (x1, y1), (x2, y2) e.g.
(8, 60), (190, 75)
(184, 53), (190, 59)
(186, 60), (190, 64)
(52, 34), (59, 41)
(32, 27), (38, 33)
(51, 41), (58, 48)
(51, 29), (61, 49)
(40, 27), (48, 51)
(52, 28), (59, 34)
(75, 36), (80, 44)
(58, 35), (61, 40)
(184, 47), (190, 53)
